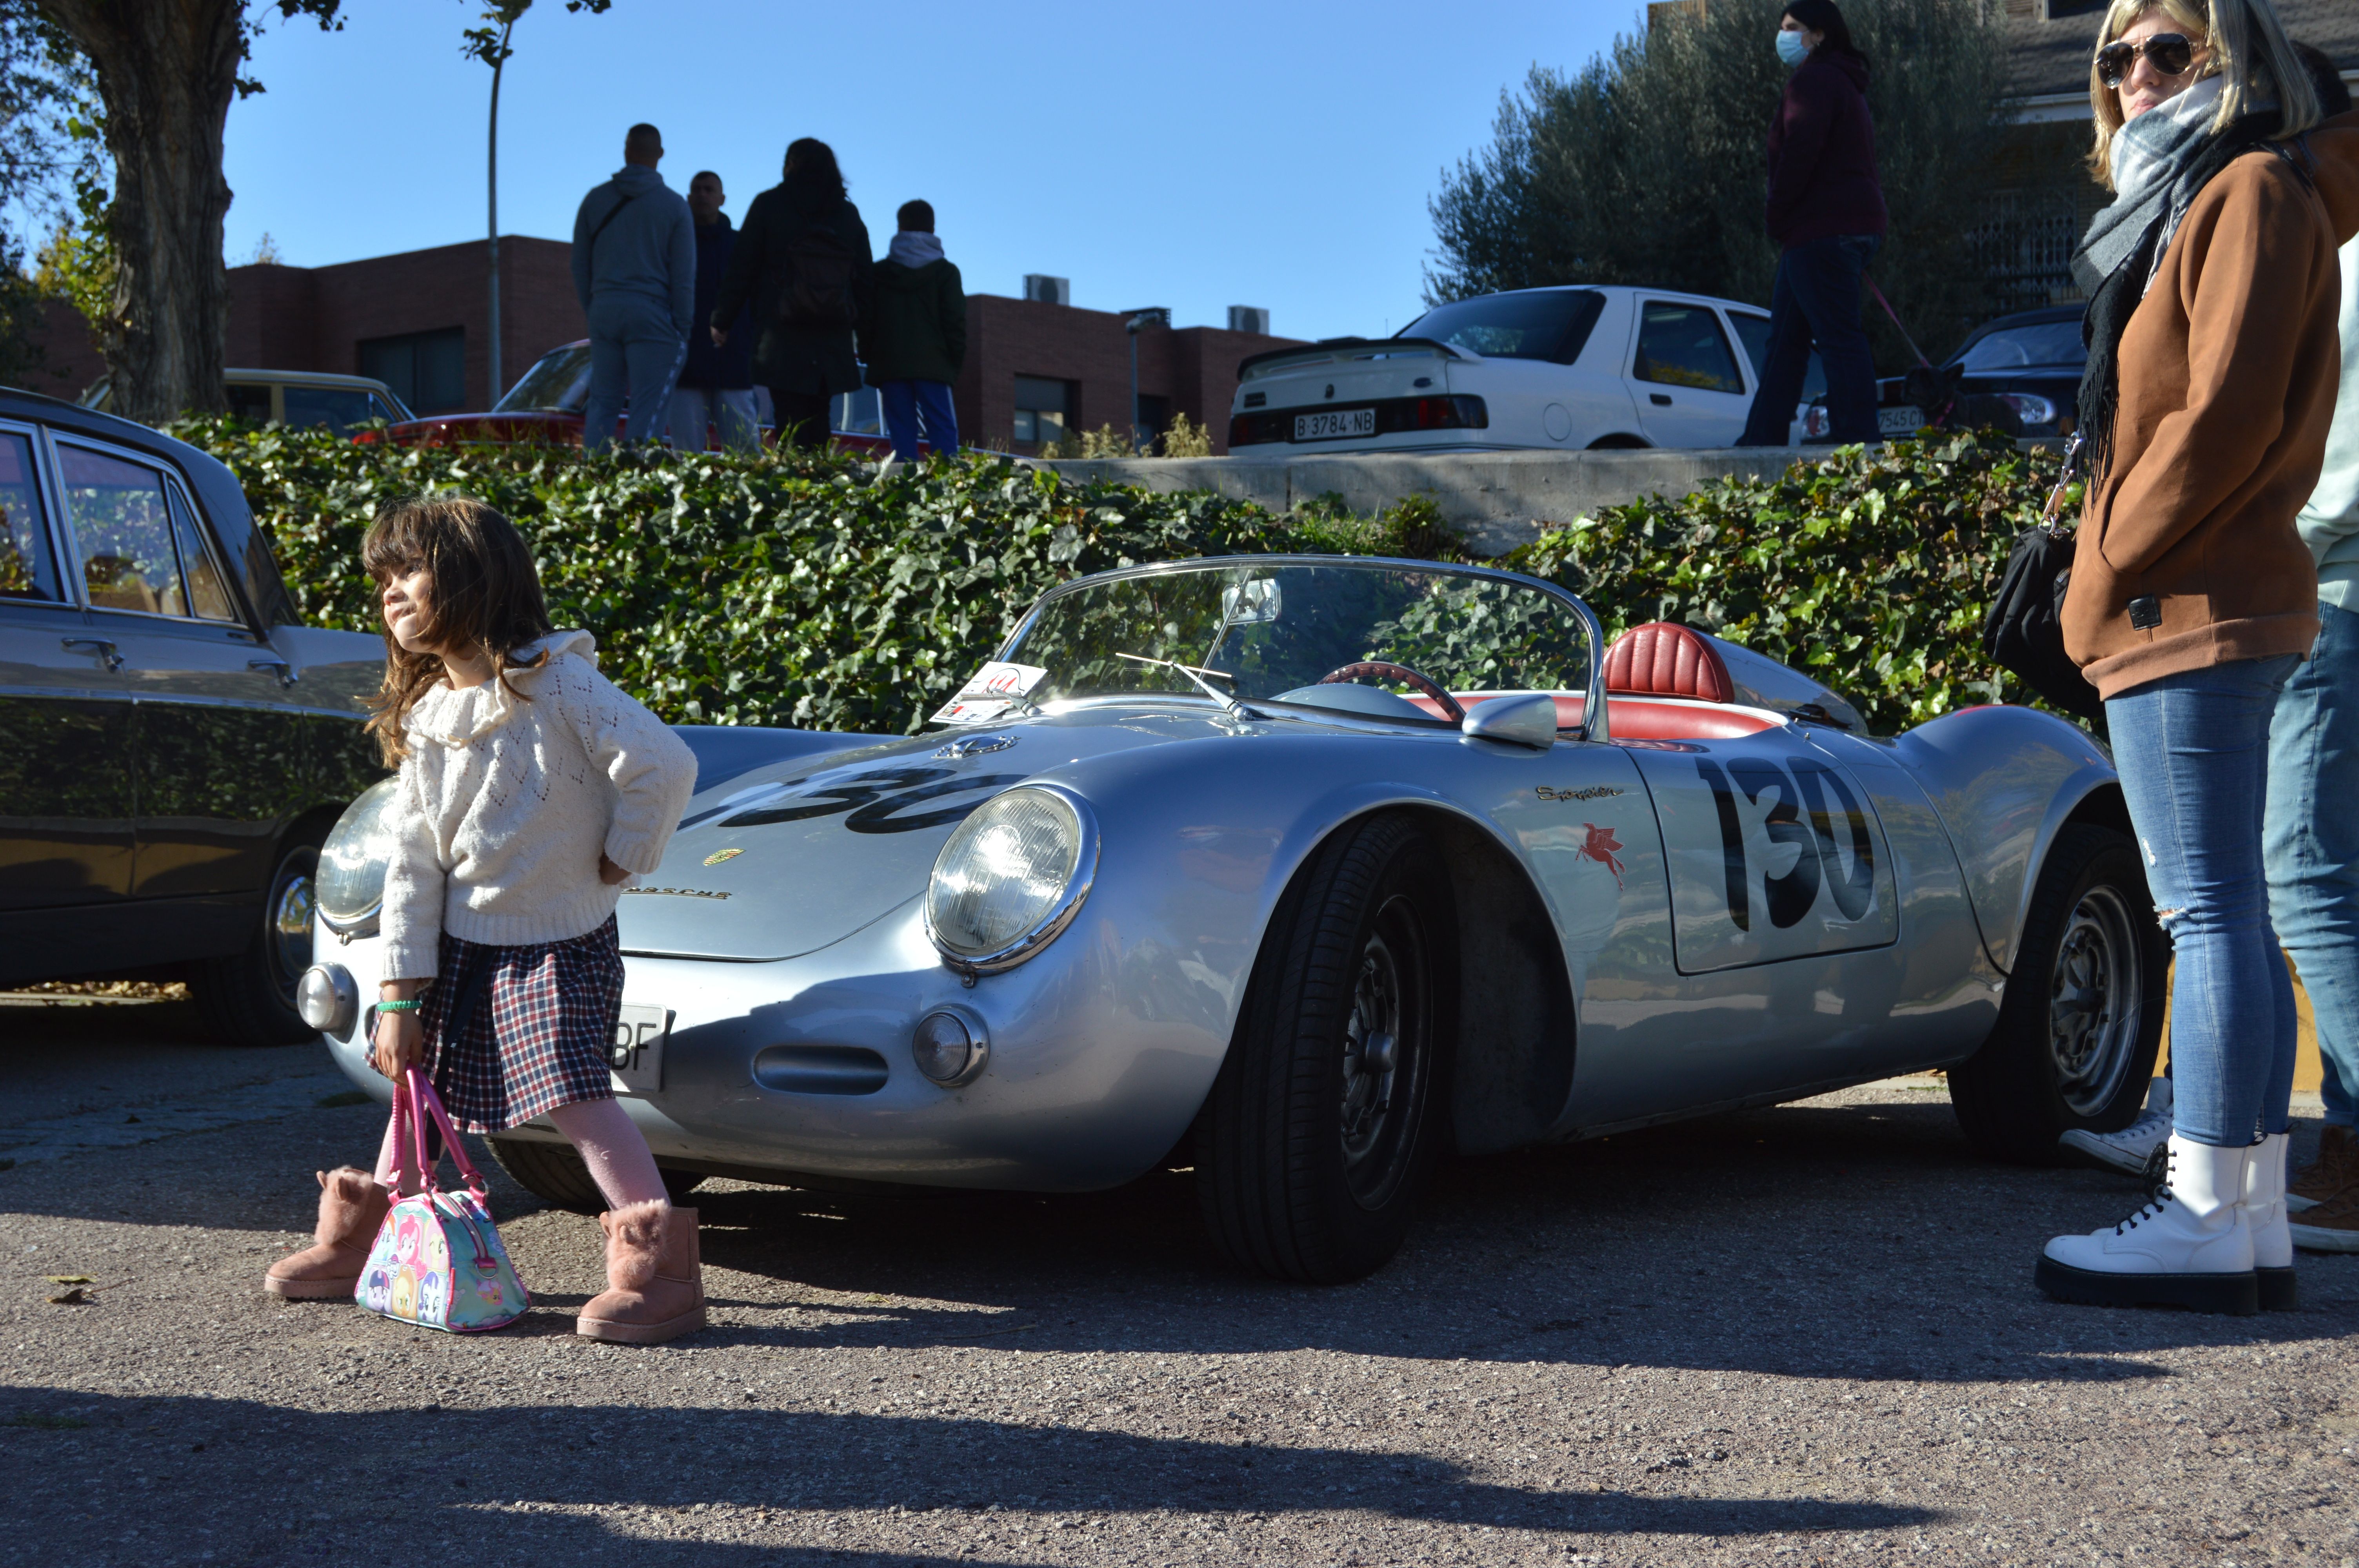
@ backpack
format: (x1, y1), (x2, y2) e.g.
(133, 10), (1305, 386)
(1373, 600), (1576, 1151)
(780, 220), (859, 331)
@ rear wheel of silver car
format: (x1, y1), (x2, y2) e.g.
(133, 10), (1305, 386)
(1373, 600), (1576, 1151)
(485, 1136), (705, 1216)
(1949, 823), (2165, 1164)
(193, 838), (322, 1045)
(1196, 811), (1454, 1283)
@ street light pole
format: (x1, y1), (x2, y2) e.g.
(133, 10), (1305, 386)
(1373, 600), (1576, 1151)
(1122, 307), (1169, 455)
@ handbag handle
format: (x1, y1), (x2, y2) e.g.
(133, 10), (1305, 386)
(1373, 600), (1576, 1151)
(389, 1069), (490, 1199)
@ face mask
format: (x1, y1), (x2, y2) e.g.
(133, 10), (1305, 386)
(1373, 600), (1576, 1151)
(1776, 29), (1810, 67)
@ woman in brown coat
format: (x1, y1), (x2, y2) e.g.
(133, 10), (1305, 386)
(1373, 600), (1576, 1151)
(2037, 0), (2357, 1316)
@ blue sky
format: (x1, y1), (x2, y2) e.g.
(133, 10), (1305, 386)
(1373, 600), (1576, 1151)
(220, 0), (1631, 346)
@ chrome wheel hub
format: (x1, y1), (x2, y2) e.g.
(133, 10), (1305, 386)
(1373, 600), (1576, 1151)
(2049, 885), (2143, 1118)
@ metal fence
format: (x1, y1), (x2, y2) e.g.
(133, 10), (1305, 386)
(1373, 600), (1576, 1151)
(1968, 192), (2086, 318)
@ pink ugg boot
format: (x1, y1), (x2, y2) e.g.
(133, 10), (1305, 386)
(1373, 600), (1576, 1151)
(264, 1167), (391, 1299)
(577, 1202), (705, 1345)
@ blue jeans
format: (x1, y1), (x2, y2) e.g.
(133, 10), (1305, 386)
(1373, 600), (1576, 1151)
(878, 379), (959, 463)
(1738, 233), (1882, 447)
(2268, 603), (2359, 1128)
(583, 296), (686, 452)
(2108, 653), (2303, 1147)
(667, 385), (760, 452)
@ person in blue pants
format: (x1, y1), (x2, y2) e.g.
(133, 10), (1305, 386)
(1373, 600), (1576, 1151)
(571, 123), (695, 452)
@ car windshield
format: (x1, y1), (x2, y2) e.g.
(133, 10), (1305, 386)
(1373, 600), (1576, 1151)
(1397, 290), (1603, 362)
(986, 560), (1591, 722)
(1955, 318), (2085, 373)
(493, 344), (593, 413)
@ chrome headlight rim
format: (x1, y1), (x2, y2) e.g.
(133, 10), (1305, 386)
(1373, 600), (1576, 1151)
(316, 775), (401, 939)
(922, 782), (1100, 975)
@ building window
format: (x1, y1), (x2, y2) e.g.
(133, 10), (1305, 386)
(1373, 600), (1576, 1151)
(359, 327), (466, 414)
(1012, 375), (1072, 447)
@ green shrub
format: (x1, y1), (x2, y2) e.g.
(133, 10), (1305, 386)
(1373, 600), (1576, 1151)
(1503, 428), (2061, 733)
(177, 419), (2054, 739)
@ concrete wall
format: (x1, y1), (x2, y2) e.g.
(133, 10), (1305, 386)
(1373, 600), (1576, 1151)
(1042, 447), (1808, 556)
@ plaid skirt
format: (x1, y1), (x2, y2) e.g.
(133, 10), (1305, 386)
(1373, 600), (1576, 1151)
(419, 917), (623, 1133)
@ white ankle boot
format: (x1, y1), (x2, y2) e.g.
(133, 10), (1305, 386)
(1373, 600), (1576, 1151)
(2059, 1076), (2174, 1174)
(2036, 1134), (2258, 1315)
(2242, 1131), (2296, 1311)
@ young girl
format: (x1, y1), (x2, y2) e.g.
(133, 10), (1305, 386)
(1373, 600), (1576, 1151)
(264, 495), (702, 1344)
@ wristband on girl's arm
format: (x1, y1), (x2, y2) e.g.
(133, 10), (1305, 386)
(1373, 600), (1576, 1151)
(377, 999), (422, 1013)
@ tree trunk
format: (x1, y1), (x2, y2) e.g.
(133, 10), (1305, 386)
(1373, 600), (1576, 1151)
(34, 0), (243, 423)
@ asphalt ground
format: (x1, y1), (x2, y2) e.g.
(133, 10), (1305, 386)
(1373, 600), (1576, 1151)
(4, 996), (2357, 1568)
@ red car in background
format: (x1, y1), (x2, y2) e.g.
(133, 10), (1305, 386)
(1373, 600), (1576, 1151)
(368, 340), (904, 456)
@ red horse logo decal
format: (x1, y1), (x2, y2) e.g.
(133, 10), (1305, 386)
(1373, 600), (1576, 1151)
(1579, 822), (1626, 888)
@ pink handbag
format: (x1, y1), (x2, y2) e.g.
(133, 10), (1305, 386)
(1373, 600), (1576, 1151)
(354, 1071), (531, 1332)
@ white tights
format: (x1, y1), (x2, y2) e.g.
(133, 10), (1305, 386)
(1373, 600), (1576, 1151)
(372, 1095), (670, 1211)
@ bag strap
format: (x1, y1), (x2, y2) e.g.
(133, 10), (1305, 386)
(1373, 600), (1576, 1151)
(403, 1069), (490, 1198)
(585, 191), (641, 258)
(2039, 429), (2087, 534)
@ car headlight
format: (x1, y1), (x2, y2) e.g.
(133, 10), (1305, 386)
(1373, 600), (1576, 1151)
(1996, 391), (2058, 428)
(316, 775), (402, 940)
(923, 784), (1098, 973)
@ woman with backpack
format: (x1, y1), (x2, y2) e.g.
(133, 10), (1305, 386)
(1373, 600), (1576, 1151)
(711, 138), (873, 450)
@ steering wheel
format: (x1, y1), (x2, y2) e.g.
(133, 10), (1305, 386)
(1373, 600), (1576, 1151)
(1316, 661), (1466, 722)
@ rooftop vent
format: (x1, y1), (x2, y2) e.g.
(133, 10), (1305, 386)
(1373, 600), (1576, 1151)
(1023, 274), (1071, 307)
(1229, 305), (1272, 336)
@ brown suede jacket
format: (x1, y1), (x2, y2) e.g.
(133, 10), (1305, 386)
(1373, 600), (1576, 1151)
(2065, 111), (2359, 699)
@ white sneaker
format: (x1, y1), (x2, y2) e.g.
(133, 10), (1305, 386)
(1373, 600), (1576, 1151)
(2036, 1134), (2259, 1315)
(2242, 1132), (2296, 1310)
(2059, 1077), (2173, 1174)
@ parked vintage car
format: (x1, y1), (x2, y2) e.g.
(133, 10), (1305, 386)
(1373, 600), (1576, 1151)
(82, 369), (414, 435)
(1801, 304), (2085, 441)
(369, 340), (909, 455)
(1227, 287), (1825, 455)
(0, 386), (386, 1036)
(303, 555), (2156, 1281)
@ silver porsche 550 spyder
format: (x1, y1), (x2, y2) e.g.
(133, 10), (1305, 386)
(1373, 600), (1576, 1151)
(301, 555), (2162, 1283)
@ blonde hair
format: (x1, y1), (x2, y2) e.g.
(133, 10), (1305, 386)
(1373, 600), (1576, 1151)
(2086, 0), (2323, 189)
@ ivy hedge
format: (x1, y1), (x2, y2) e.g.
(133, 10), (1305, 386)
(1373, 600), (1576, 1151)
(178, 419), (2057, 738)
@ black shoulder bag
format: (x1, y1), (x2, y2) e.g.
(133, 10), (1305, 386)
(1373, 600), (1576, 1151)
(1981, 430), (2105, 722)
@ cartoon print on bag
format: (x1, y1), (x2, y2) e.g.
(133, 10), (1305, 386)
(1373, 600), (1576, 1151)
(420, 1270), (447, 1323)
(391, 1265), (418, 1320)
(392, 1213), (422, 1264)
(363, 1268), (392, 1313)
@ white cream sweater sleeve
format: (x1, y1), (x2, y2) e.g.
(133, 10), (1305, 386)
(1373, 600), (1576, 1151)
(379, 760), (449, 982)
(547, 655), (699, 876)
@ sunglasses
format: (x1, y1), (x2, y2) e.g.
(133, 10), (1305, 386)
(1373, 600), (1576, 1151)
(2094, 32), (2196, 89)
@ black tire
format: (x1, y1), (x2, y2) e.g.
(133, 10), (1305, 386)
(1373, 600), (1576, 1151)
(193, 836), (323, 1045)
(1950, 823), (2166, 1165)
(1195, 811), (1455, 1283)
(485, 1136), (705, 1215)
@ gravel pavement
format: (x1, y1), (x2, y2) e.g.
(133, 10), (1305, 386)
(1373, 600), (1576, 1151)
(4, 996), (2357, 1568)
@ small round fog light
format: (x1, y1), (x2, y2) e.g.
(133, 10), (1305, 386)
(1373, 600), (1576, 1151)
(912, 1008), (988, 1087)
(297, 963), (359, 1038)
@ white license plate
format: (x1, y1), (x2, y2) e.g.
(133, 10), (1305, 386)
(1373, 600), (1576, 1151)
(609, 1004), (671, 1094)
(1878, 405), (1926, 436)
(1294, 408), (1376, 441)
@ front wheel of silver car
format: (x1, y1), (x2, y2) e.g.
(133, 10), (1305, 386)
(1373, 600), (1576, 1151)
(1950, 823), (2166, 1165)
(485, 1136), (706, 1216)
(1196, 811), (1454, 1284)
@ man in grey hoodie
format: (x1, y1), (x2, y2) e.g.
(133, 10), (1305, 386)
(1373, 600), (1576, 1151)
(2268, 60), (2359, 1251)
(571, 123), (695, 452)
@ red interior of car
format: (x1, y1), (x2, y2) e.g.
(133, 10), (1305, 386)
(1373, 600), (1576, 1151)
(1406, 621), (1785, 740)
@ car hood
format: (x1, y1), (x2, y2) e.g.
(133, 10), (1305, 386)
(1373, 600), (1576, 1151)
(616, 704), (1245, 961)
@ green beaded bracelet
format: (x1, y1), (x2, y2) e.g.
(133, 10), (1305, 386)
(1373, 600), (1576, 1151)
(377, 998), (421, 1013)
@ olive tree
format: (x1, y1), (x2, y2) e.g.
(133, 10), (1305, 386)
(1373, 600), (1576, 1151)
(1428, 0), (2015, 367)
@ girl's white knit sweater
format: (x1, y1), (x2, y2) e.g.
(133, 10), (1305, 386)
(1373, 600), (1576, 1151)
(380, 631), (697, 980)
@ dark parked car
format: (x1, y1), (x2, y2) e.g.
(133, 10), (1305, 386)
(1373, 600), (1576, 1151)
(1803, 304), (2085, 441)
(0, 386), (385, 1038)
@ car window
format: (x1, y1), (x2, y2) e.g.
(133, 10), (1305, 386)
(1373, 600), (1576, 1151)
(282, 385), (376, 434)
(167, 485), (238, 621)
(226, 383), (274, 424)
(368, 394), (403, 423)
(494, 344), (594, 413)
(1956, 319), (2085, 373)
(1727, 313), (1828, 401)
(60, 444), (207, 618)
(0, 430), (64, 602)
(1633, 303), (1744, 393)
(1398, 290), (1605, 362)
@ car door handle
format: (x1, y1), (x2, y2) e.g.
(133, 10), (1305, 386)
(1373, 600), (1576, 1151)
(61, 637), (123, 671)
(1649, 393), (1672, 406)
(248, 655), (299, 688)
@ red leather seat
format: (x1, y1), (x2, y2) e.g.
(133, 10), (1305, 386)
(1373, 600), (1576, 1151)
(1603, 622), (1735, 705)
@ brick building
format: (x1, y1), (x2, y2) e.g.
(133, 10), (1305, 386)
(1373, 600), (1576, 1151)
(25, 235), (1303, 452)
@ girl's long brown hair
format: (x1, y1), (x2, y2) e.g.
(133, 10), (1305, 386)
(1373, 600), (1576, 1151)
(361, 496), (555, 765)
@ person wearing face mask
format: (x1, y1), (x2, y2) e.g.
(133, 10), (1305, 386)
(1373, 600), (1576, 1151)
(1734, 0), (1888, 449)
(2035, 0), (2357, 1318)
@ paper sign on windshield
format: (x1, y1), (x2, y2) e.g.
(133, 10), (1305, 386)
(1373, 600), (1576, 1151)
(931, 661), (1049, 726)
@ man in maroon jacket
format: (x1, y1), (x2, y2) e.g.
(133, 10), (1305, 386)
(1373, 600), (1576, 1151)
(1736, 0), (1889, 447)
